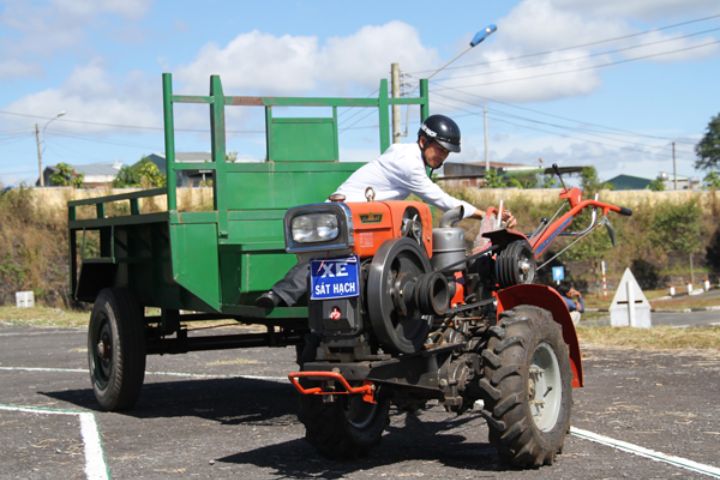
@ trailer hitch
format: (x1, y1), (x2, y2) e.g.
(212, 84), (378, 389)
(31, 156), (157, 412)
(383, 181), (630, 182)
(288, 371), (377, 404)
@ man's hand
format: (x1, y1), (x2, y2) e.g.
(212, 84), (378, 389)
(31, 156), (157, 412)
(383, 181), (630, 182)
(501, 209), (517, 229)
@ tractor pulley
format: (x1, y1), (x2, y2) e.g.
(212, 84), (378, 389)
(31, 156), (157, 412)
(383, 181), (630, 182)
(366, 238), (449, 354)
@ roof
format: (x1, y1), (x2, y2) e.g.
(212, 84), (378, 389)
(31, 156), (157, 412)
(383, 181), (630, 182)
(74, 162), (123, 176)
(45, 162), (123, 176)
(606, 174), (652, 190)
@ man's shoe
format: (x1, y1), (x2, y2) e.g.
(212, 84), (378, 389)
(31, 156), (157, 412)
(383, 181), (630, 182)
(255, 290), (282, 313)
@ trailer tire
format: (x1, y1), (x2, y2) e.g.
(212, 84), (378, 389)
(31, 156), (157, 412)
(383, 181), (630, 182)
(88, 288), (146, 411)
(299, 390), (390, 459)
(479, 305), (571, 467)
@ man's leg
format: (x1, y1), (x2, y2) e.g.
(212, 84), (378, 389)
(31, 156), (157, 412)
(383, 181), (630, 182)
(256, 261), (309, 311)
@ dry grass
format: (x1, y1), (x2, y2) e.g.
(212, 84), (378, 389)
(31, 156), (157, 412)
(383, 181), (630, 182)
(0, 306), (88, 328)
(577, 325), (720, 351)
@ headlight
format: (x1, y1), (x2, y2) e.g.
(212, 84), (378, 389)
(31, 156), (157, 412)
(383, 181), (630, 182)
(291, 213), (339, 243)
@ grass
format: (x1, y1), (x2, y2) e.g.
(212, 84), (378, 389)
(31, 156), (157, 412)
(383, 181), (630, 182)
(577, 325), (720, 351)
(0, 306), (89, 328)
(584, 288), (720, 311)
(2, 306), (718, 352)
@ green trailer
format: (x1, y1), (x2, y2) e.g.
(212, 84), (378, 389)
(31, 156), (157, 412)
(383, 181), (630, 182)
(68, 73), (429, 410)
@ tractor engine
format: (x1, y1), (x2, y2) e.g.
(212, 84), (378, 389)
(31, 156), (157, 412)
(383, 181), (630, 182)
(283, 199), (467, 361)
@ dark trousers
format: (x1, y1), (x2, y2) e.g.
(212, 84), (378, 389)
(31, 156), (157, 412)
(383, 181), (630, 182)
(271, 261), (310, 307)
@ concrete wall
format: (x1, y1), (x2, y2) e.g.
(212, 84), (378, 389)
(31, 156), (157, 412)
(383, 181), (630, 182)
(20, 186), (720, 215)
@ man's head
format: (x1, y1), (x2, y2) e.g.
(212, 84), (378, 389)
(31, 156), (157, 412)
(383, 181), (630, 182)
(417, 114), (461, 169)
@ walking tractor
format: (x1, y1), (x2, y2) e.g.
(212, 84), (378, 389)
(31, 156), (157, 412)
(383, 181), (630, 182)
(67, 72), (630, 469)
(286, 169), (631, 467)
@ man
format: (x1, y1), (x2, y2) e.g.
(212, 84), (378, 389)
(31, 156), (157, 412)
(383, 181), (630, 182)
(256, 114), (515, 312)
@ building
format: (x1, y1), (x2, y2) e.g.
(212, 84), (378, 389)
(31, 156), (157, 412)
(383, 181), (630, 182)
(41, 162), (124, 188)
(605, 174), (652, 190)
(144, 152), (214, 187)
(605, 173), (701, 191)
(438, 161), (583, 188)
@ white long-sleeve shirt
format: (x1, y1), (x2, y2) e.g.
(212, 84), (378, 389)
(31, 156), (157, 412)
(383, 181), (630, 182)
(334, 143), (477, 218)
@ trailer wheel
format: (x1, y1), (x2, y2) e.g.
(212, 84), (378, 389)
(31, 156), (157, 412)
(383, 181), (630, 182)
(88, 288), (146, 411)
(299, 390), (390, 459)
(479, 305), (571, 467)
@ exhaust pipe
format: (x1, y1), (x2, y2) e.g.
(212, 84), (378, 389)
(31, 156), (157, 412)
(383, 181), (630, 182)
(439, 206), (464, 228)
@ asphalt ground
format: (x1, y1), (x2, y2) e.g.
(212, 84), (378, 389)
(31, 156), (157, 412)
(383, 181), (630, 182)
(1, 323), (719, 479)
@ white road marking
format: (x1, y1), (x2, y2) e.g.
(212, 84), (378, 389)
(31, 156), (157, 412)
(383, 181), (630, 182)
(0, 365), (288, 382)
(0, 404), (109, 480)
(571, 427), (720, 479)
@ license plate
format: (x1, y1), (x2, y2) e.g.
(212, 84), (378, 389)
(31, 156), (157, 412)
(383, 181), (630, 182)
(310, 256), (360, 300)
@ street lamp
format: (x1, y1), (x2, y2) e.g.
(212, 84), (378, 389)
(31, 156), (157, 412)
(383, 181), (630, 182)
(426, 24), (498, 79)
(35, 111), (66, 187)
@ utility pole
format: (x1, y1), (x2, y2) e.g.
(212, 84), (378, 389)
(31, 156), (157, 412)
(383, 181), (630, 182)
(35, 111), (66, 187)
(672, 141), (677, 190)
(35, 123), (44, 187)
(483, 104), (489, 172)
(391, 63), (401, 144)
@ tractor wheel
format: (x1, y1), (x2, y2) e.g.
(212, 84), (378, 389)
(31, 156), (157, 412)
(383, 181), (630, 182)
(299, 390), (390, 459)
(495, 240), (536, 287)
(479, 305), (571, 467)
(88, 288), (146, 411)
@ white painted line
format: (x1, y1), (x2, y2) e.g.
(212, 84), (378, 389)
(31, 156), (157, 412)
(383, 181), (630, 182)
(571, 427), (720, 479)
(79, 413), (111, 480)
(0, 404), (110, 480)
(0, 365), (288, 382)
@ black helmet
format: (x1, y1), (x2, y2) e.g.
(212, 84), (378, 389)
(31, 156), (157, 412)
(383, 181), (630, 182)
(418, 114), (461, 153)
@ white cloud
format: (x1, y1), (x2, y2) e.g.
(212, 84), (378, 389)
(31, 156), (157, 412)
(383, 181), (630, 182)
(423, 0), (720, 105)
(549, 0), (719, 20)
(320, 21), (439, 91)
(51, 0), (151, 19)
(0, 0), (152, 65)
(0, 59), (41, 79)
(621, 30), (720, 62)
(175, 21), (438, 94)
(4, 61), (158, 133)
(175, 31), (320, 94)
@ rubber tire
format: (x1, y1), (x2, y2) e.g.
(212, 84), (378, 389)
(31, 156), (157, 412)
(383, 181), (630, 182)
(479, 305), (572, 468)
(495, 240), (536, 287)
(88, 288), (146, 411)
(299, 392), (390, 460)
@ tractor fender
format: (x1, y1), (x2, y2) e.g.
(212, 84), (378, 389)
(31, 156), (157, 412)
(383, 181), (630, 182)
(495, 284), (583, 387)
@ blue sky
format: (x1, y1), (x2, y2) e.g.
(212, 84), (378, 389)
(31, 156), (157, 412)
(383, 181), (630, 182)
(1, 0), (719, 186)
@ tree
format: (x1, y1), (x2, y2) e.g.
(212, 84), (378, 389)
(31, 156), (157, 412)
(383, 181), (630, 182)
(650, 200), (702, 256)
(647, 177), (665, 191)
(707, 226), (720, 282)
(49, 163), (83, 187)
(704, 171), (720, 189)
(112, 156), (166, 188)
(484, 169), (510, 188)
(695, 112), (720, 170)
(579, 166), (608, 194)
(113, 165), (140, 187)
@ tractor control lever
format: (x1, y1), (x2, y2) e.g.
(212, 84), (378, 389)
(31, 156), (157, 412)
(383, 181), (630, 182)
(552, 163), (568, 192)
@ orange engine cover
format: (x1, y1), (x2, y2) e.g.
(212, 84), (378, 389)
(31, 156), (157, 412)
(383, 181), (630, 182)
(346, 201), (433, 258)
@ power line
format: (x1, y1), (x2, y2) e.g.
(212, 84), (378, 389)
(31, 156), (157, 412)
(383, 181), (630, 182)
(432, 39), (720, 90)
(433, 96), (692, 157)
(408, 12), (720, 75)
(433, 89), (697, 149)
(430, 26), (720, 82)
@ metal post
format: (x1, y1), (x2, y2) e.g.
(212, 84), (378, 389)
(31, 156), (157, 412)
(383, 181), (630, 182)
(35, 123), (43, 187)
(483, 104), (489, 172)
(626, 276), (636, 327)
(689, 253), (695, 285)
(391, 63), (401, 144)
(601, 260), (608, 298)
(672, 141), (677, 190)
